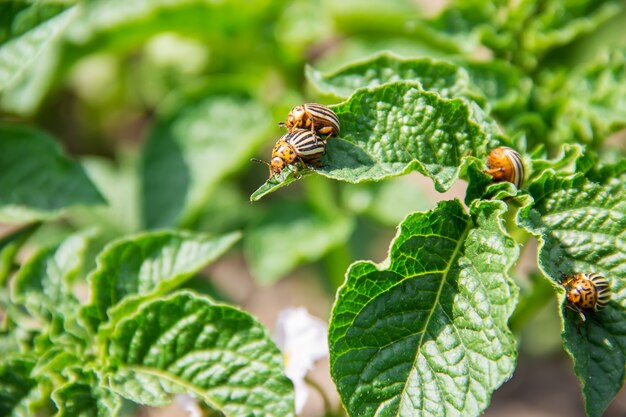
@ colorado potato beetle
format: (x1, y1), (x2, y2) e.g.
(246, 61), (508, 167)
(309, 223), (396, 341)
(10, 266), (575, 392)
(486, 147), (524, 189)
(561, 272), (611, 321)
(283, 103), (340, 139)
(252, 128), (325, 179)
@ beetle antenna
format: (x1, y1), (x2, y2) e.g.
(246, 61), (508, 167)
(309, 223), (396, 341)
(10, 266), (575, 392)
(250, 158), (270, 167)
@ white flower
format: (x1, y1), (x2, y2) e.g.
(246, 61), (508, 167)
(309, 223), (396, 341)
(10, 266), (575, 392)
(174, 394), (203, 417)
(274, 307), (329, 414)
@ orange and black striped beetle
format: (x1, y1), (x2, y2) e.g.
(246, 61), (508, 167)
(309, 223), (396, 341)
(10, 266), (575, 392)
(561, 272), (611, 322)
(486, 147), (525, 189)
(282, 103), (340, 140)
(252, 128), (325, 179)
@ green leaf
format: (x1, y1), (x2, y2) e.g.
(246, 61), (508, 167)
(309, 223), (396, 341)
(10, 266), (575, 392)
(312, 36), (456, 74)
(252, 82), (502, 200)
(324, 0), (462, 55)
(327, 0), (423, 31)
(244, 201), (354, 284)
(12, 229), (94, 320)
(0, 222), (41, 285)
(329, 199), (519, 417)
(68, 154), (141, 240)
(324, 83), (499, 185)
(0, 124), (105, 223)
(275, 0), (334, 60)
(332, 0), (418, 12)
(0, 5), (77, 114)
(528, 144), (585, 179)
(52, 377), (121, 417)
(430, 0), (623, 70)
(524, 1), (623, 59)
(0, 330), (20, 357)
(458, 59), (532, 115)
(0, 2), (73, 45)
(0, 356), (37, 417)
(306, 53), (531, 116)
(2, 0), (281, 113)
(518, 171), (626, 417)
(195, 181), (254, 235)
(66, 0), (278, 48)
(32, 347), (81, 379)
(30, 350), (120, 417)
(305, 53), (476, 102)
(542, 50), (626, 148)
(585, 159), (626, 185)
(340, 174), (435, 226)
(142, 94), (272, 228)
(105, 291), (294, 417)
(83, 230), (240, 330)
(250, 165), (303, 202)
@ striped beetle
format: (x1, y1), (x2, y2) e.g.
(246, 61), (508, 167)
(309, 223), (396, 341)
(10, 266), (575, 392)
(486, 146), (525, 189)
(561, 272), (611, 322)
(283, 103), (340, 139)
(252, 128), (325, 179)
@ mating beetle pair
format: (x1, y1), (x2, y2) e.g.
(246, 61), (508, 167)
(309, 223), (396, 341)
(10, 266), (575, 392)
(253, 103), (340, 178)
(257, 106), (523, 184)
(257, 105), (526, 187)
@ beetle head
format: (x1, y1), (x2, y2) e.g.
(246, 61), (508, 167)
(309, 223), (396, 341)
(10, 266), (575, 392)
(270, 156), (285, 176)
(286, 106), (306, 129)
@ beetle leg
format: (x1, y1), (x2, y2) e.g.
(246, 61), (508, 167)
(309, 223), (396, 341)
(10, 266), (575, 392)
(297, 156), (310, 170)
(316, 135), (329, 145)
(290, 158), (309, 179)
(565, 303), (587, 325)
(292, 165), (302, 179)
(317, 126), (334, 137)
(564, 303), (582, 316)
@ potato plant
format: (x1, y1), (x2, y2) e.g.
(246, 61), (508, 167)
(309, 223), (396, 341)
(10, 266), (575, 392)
(1, 1), (625, 417)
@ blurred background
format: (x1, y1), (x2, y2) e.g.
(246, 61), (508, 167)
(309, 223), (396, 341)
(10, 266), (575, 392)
(2, 0), (626, 416)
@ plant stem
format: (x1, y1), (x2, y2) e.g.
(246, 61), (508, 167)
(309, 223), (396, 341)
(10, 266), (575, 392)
(304, 375), (336, 416)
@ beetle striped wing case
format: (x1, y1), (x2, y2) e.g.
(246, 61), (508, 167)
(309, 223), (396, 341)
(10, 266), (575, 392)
(486, 146), (525, 189)
(283, 128), (325, 161)
(285, 103), (340, 138)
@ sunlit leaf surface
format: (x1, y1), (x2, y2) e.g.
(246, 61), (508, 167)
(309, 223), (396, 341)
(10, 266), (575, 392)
(330, 200), (519, 417)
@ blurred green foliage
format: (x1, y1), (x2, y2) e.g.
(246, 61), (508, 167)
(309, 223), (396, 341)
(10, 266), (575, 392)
(1, 0), (626, 416)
